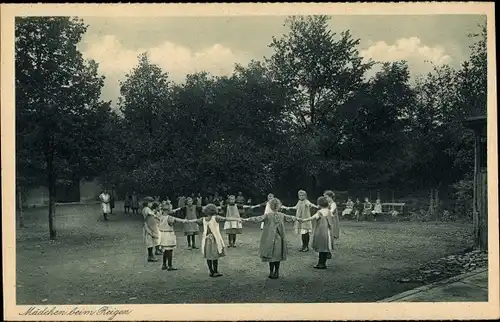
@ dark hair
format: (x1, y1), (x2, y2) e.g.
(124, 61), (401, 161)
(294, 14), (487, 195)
(151, 202), (159, 210)
(142, 201), (148, 207)
(317, 196), (330, 208)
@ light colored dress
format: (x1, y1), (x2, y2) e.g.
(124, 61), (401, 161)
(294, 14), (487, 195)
(373, 203), (382, 214)
(246, 212), (297, 262)
(143, 207), (160, 248)
(159, 215), (181, 250)
(99, 193), (111, 214)
(342, 201), (354, 216)
(223, 204), (243, 234)
(293, 199), (314, 235)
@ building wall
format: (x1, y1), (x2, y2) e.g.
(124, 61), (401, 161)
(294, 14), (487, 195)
(22, 179), (102, 207)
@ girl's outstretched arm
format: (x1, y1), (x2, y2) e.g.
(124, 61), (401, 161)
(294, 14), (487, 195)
(243, 214), (266, 223)
(283, 214), (298, 222)
(171, 207), (182, 213)
(299, 212), (320, 223)
(215, 215), (242, 222)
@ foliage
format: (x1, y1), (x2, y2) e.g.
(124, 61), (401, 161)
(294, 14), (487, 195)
(17, 16), (487, 227)
(16, 17), (111, 238)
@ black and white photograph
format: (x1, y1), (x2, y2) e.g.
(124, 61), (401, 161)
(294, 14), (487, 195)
(1, 2), (498, 321)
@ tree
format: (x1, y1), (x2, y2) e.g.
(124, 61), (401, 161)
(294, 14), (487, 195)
(16, 17), (108, 239)
(265, 15), (374, 193)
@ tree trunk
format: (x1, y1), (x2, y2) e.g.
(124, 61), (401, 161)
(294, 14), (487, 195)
(17, 186), (25, 228)
(47, 155), (57, 240)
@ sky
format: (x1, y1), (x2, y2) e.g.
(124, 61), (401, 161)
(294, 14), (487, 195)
(78, 15), (486, 106)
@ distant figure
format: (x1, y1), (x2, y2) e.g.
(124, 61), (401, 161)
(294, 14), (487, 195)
(342, 197), (354, 218)
(354, 198), (363, 221)
(110, 186), (116, 214)
(172, 197), (202, 249)
(363, 198), (372, 219)
(131, 191), (139, 215)
(178, 196), (186, 209)
(124, 193), (131, 214)
(196, 193), (203, 207)
(213, 192), (221, 206)
(252, 193), (275, 230)
(372, 199), (382, 221)
(99, 189), (111, 221)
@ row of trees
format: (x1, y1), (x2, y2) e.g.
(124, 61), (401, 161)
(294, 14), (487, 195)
(16, 16), (486, 238)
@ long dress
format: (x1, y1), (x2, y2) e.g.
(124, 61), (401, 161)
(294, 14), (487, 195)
(99, 193), (111, 214)
(311, 209), (339, 253)
(246, 212), (297, 262)
(293, 199), (314, 235)
(223, 204), (243, 234)
(143, 207), (160, 248)
(131, 194), (139, 210)
(196, 216), (227, 260)
(257, 202), (272, 230)
(181, 205), (201, 236)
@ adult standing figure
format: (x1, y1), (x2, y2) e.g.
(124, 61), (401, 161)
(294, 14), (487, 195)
(110, 186), (116, 214)
(131, 191), (139, 215)
(99, 188), (111, 221)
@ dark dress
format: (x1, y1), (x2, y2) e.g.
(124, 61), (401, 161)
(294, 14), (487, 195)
(247, 212), (297, 262)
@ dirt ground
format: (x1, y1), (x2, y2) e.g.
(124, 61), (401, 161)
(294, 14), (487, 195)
(16, 202), (473, 304)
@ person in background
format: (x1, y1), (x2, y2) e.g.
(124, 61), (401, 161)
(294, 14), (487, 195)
(109, 186), (116, 214)
(219, 195), (255, 247)
(252, 193), (275, 230)
(178, 195), (186, 209)
(124, 193), (131, 214)
(342, 197), (354, 219)
(213, 192), (221, 206)
(354, 198), (364, 221)
(363, 197), (373, 220)
(196, 193), (203, 207)
(99, 188), (111, 221)
(172, 197), (203, 249)
(246, 198), (253, 217)
(131, 191), (139, 215)
(236, 191), (246, 217)
(372, 199), (383, 221)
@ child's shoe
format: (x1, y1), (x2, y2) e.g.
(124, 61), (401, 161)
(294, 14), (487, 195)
(167, 266), (178, 271)
(161, 265), (168, 270)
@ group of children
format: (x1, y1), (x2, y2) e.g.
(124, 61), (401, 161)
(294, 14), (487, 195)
(141, 190), (341, 279)
(341, 197), (384, 221)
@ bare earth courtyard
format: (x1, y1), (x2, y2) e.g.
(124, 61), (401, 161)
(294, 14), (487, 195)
(16, 203), (473, 304)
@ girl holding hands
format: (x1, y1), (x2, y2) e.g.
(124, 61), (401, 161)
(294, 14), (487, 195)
(185, 204), (243, 277)
(242, 198), (299, 279)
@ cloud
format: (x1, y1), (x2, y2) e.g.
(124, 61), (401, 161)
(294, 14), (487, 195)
(360, 37), (453, 78)
(80, 35), (252, 105)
